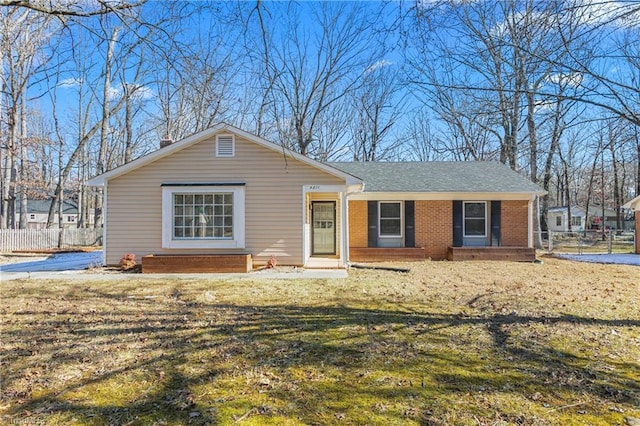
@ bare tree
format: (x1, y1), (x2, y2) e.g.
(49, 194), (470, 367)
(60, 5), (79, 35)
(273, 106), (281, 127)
(251, 1), (382, 158)
(149, 2), (244, 142)
(0, 7), (57, 228)
(0, 0), (147, 17)
(349, 63), (404, 161)
(405, 0), (574, 173)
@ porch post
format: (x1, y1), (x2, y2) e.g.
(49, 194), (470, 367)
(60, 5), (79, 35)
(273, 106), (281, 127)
(301, 186), (309, 266)
(342, 191), (349, 267)
(101, 186), (107, 266)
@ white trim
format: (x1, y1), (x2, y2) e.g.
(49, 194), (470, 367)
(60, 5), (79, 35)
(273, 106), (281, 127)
(303, 184), (354, 193)
(341, 191), (348, 267)
(302, 186), (350, 269)
(87, 123), (363, 187)
(161, 185), (245, 249)
(463, 201), (487, 238)
(215, 134), (235, 157)
(302, 187), (309, 266)
(378, 201), (403, 238)
(102, 188), (107, 266)
(348, 192), (540, 201)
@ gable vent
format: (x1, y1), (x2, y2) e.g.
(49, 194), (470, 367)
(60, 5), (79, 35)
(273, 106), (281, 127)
(216, 135), (235, 157)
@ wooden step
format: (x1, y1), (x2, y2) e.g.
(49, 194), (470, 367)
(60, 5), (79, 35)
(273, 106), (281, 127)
(447, 247), (535, 262)
(142, 253), (252, 273)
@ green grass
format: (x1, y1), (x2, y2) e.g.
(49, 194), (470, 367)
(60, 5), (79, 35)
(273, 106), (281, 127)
(1, 257), (639, 425)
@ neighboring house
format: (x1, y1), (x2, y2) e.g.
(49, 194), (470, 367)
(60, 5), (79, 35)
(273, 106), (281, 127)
(14, 199), (84, 229)
(547, 205), (631, 232)
(87, 123), (546, 269)
(547, 206), (587, 232)
(622, 196), (640, 254)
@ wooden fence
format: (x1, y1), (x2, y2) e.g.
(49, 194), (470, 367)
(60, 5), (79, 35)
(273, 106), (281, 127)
(0, 228), (102, 252)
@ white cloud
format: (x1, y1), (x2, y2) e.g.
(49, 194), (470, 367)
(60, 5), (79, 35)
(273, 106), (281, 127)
(58, 77), (83, 88)
(546, 72), (583, 88)
(572, 0), (640, 28)
(106, 85), (121, 101)
(364, 59), (393, 75)
(127, 84), (155, 101)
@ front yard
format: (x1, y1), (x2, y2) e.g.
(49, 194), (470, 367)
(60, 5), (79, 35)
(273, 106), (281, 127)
(1, 257), (639, 425)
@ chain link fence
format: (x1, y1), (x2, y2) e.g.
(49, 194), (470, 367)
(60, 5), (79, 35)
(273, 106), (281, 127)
(534, 230), (635, 254)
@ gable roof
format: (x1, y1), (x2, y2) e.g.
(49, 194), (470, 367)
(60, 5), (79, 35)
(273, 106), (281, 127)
(330, 161), (545, 194)
(548, 205), (618, 217)
(86, 123), (362, 187)
(25, 199), (78, 214)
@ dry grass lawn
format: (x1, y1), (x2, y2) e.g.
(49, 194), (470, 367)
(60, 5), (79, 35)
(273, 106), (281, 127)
(1, 256), (639, 425)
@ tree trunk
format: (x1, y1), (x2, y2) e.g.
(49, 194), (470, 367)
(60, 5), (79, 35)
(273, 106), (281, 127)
(94, 26), (119, 230)
(18, 92), (28, 229)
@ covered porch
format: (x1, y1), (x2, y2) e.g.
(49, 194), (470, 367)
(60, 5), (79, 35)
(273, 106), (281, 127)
(303, 184), (359, 269)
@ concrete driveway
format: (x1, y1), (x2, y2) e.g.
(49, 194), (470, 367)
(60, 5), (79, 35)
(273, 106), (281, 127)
(554, 253), (640, 266)
(0, 251), (103, 273)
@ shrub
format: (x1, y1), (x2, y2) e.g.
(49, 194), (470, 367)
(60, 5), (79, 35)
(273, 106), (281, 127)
(119, 253), (137, 271)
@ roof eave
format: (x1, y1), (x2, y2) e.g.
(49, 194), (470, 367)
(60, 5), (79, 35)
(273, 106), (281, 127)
(348, 190), (546, 201)
(85, 123), (363, 187)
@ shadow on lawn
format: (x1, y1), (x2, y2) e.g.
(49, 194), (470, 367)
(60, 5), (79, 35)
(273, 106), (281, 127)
(2, 291), (639, 424)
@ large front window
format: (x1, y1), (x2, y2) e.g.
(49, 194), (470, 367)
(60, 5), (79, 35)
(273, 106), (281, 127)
(162, 185), (245, 248)
(379, 201), (402, 237)
(173, 193), (233, 239)
(464, 202), (486, 237)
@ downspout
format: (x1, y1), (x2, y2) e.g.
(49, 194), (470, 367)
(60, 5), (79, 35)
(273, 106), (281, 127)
(302, 186), (309, 267)
(341, 191), (348, 268)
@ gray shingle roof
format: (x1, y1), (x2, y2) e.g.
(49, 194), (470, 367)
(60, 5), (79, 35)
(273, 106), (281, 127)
(329, 161), (544, 194)
(27, 199), (78, 214)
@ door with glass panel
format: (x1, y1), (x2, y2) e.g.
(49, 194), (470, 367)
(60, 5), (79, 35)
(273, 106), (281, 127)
(312, 201), (336, 255)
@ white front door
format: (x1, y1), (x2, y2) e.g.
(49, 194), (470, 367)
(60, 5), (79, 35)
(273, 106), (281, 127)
(312, 201), (336, 255)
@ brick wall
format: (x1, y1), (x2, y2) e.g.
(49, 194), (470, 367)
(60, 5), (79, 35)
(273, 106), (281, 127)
(347, 199), (532, 259)
(415, 200), (452, 260)
(348, 200), (368, 248)
(501, 200), (530, 247)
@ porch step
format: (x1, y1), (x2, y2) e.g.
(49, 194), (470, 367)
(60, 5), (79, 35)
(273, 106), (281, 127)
(447, 247), (535, 262)
(142, 254), (252, 273)
(349, 247), (426, 262)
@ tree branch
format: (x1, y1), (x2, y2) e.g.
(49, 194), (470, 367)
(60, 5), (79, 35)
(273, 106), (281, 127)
(0, 0), (146, 17)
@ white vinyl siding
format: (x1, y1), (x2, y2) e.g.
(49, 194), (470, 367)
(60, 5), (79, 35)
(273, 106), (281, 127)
(105, 134), (344, 265)
(216, 134), (235, 157)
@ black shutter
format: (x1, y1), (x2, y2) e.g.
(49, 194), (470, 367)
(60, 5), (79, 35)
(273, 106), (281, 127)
(404, 201), (415, 248)
(367, 201), (378, 247)
(491, 200), (501, 246)
(453, 200), (463, 247)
